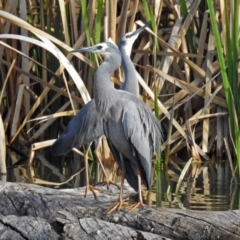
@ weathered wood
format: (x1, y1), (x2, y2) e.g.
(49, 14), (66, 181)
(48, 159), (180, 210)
(0, 181), (240, 240)
(0, 214), (59, 240)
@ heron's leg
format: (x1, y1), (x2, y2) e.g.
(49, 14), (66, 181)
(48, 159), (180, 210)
(94, 143), (120, 190)
(107, 168), (127, 214)
(107, 154), (128, 214)
(127, 173), (145, 212)
(84, 144), (102, 200)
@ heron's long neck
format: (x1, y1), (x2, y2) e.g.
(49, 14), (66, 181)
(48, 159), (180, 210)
(94, 61), (117, 114)
(120, 49), (139, 96)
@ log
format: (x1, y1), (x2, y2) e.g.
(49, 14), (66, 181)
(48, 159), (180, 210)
(0, 181), (239, 240)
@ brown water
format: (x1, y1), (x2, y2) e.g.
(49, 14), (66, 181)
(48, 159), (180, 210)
(5, 147), (239, 211)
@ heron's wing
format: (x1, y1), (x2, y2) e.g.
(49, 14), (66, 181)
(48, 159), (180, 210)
(103, 121), (139, 191)
(51, 100), (104, 156)
(121, 98), (162, 188)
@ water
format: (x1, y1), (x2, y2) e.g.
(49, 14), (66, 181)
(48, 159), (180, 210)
(157, 161), (238, 211)
(5, 147), (239, 211)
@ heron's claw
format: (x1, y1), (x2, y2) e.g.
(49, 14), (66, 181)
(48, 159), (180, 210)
(104, 179), (120, 190)
(126, 201), (145, 212)
(84, 184), (102, 200)
(106, 200), (128, 214)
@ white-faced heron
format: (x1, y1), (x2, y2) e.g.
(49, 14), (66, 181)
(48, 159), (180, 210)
(51, 24), (149, 199)
(72, 41), (162, 213)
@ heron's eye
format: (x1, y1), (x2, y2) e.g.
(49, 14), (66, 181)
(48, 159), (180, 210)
(97, 45), (102, 50)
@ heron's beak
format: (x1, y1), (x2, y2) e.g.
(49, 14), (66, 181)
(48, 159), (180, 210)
(69, 46), (98, 54)
(129, 22), (151, 38)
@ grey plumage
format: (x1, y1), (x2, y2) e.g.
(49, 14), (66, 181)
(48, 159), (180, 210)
(51, 25), (148, 156)
(51, 100), (102, 155)
(76, 41), (161, 202)
(51, 25), (150, 201)
(103, 85), (162, 191)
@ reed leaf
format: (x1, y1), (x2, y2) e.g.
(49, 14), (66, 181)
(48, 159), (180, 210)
(95, 0), (103, 44)
(80, 0), (91, 46)
(179, 0), (195, 53)
(207, 0), (240, 179)
(175, 158), (192, 194)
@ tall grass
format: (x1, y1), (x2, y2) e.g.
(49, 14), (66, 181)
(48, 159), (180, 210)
(0, 1), (239, 205)
(207, 0), (240, 179)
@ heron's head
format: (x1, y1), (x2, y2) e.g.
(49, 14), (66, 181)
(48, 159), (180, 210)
(119, 22), (150, 56)
(70, 42), (121, 61)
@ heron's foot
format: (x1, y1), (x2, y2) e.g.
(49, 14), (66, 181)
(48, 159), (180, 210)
(126, 201), (145, 212)
(106, 200), (128, 214)
(84, 184), (102, 200)
(104, 179), (120, 190)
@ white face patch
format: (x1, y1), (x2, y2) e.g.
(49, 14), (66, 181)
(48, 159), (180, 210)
(94, 42), (117, 59)
(120, 32), (138, 57)
(100, 42), (109, 49)
(95, 43), (109, 52)
(123, 42), (132, 57)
